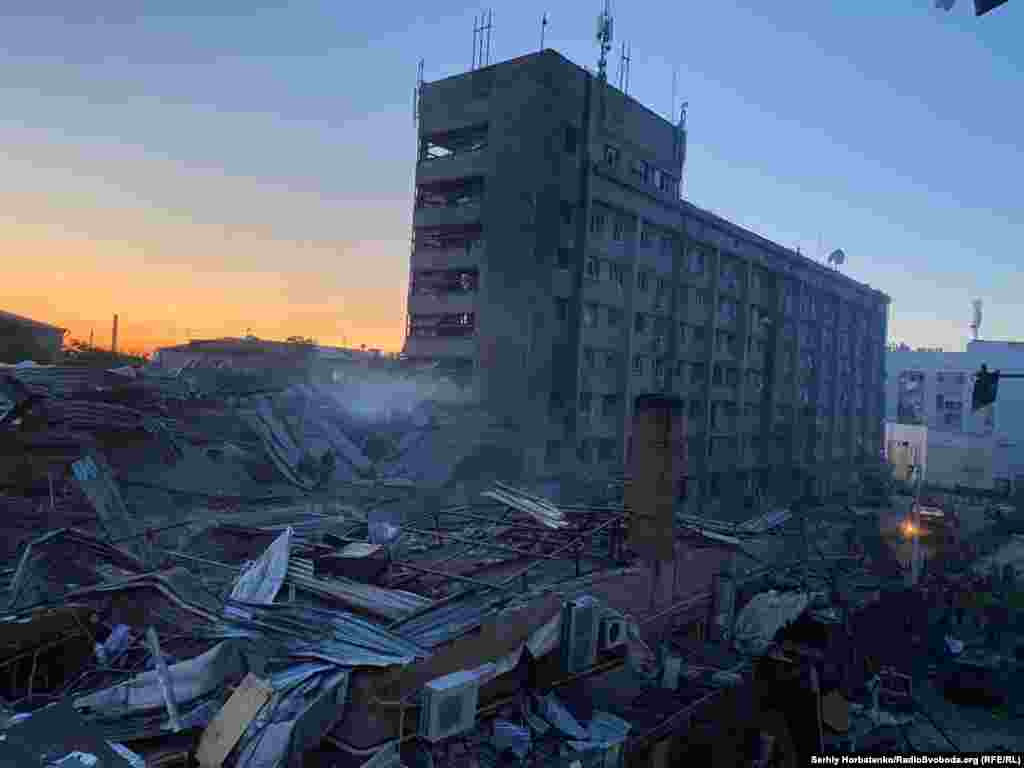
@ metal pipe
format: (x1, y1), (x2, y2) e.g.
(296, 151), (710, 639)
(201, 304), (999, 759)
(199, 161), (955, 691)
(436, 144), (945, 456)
(389, 560), (508, 592)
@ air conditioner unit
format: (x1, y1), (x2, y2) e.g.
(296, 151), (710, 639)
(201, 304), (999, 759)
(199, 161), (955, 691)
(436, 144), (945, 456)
(560, 596), (600, 674)
(418, 669), (481, 743)
(599, 615), (628, 651)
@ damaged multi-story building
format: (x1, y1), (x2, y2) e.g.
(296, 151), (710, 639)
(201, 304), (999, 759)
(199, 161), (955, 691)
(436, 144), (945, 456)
(403, 48), (890, 505)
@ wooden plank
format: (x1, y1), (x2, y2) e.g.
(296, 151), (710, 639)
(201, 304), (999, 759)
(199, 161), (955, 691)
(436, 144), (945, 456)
(196, 673), (274, 768)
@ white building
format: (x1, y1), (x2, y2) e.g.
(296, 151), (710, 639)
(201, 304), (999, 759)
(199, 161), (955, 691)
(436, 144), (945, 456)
(885, 340), (1024, 494)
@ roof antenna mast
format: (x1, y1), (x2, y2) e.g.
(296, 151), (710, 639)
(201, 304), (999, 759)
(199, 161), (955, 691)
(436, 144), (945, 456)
(596, 1), (613, 82)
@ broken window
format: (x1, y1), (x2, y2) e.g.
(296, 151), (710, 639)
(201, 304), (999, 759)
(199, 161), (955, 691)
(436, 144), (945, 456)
(545, 440), (562, 465)
(601, 394), (620, 419)
(419, 123), (489, 162)
(560, 200), (574, 225)
(717, 298), (738, 325)
(688, 249), (705, 274)
(410, 268), (479, 296)
(555, 298), (569, 324)
(414, 224), (482, 251)
(564, 123), (577, 154)
(579, 391), (593, 414)
(415, 176), (484, 209)
(408, 312), (476, 338)
(608, 262), (625, 285)
(598, 438), (617, 461)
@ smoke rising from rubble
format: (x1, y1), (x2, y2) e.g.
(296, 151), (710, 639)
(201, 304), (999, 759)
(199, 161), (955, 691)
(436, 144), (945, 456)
(325, 368), (472, 422)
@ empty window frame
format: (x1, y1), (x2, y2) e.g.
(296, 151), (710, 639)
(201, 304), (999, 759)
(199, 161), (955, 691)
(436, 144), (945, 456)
(564, 123), (578, 154)
(415, 177), (484, 209)
(408, 312), (476, 338)
(410, 267), (479, 296)
(418, 123), (488, 162)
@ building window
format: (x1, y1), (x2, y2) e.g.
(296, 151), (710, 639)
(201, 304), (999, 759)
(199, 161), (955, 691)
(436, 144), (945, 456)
(585, 258), (600, 279)
(634, 313), (648, 334)
(598, 438), (617, 462)
(717, 298), (738, 325)
(577, 439), (592, 464)
(688, 249), (705, 274)
(579, 392), (593, 416)
(692, 363), (706, 384)
(590, 213), (605, 235)
(612, 219), (626, 241)
(603, 144), (619, 167)
(564, 123), (577, 154)
(693, 325), (706, 343)
(545, 440), (561, 465)
(696, 290), (708, 306)
(637, 270), (649, 292)
(583, 347), (596, 369)
(560, 201), (574, 225)
(607, 307), (622, 327)
(633, 355), (645, 375)
(609, 262), (624, 285)
(640, 227), (652, 247)
(654, 359), (665, 378)
(656, 277), (668, 295)
(583, 303), (598, 328)
(604, 351), (619, 369)
(713, 364), (724, 386)
(555, 298), (569, 324)
(630, 159), (646, 181)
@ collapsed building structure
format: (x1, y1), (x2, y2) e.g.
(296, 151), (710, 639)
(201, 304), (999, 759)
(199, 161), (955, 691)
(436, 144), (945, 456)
(1, 356), (1022, 766)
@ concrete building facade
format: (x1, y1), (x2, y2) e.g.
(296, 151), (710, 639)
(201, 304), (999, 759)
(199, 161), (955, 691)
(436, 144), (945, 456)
(404, 49), (890, 508)
(886, 340), (1024, 493)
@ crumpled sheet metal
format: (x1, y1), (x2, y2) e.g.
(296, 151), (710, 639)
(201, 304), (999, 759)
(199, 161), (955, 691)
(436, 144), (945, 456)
(64, 566), (224, 624)
(230, 668), (350, 768)
(226, 528), (292, 621)
(733, 590), (811, 654)
(74, 641), (247, 718)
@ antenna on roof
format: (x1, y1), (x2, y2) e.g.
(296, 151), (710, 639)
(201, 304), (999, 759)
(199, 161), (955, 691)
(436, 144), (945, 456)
(413, 58), (424, 124)
(540, 12), (548, 51)
(478, 9), (493, 67)
(596, 0), (613, 82)
(671, 65), (677, 123)
(617, 42), (631, 94)
(970, 299), (983, 340)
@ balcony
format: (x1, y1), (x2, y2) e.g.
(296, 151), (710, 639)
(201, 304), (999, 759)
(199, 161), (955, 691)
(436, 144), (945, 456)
(414, 200), (482, 230)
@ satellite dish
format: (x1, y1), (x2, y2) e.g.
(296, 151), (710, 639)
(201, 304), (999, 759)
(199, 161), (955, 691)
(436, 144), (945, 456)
(827, 249), (846, 268)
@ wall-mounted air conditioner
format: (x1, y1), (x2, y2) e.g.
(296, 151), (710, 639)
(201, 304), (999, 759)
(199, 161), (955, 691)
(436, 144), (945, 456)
(560, 596), (600, 674)
(418, 668), (481, 743)
(599, 615), (628, 651)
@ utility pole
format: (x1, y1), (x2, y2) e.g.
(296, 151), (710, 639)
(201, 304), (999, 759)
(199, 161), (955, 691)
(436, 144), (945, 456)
(111, 314), (119, 355)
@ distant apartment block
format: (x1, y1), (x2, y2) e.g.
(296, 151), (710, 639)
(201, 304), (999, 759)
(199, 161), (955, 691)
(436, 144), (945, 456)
(886, 340), (1024, 494)
(403, 49), (890, 506)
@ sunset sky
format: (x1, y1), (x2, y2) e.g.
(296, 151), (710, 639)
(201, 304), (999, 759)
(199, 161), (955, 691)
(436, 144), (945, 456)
(1, 1), (1020, 354)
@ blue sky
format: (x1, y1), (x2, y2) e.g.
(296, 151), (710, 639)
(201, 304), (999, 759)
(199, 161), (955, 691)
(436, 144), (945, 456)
(0, 0), (1019, 351)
